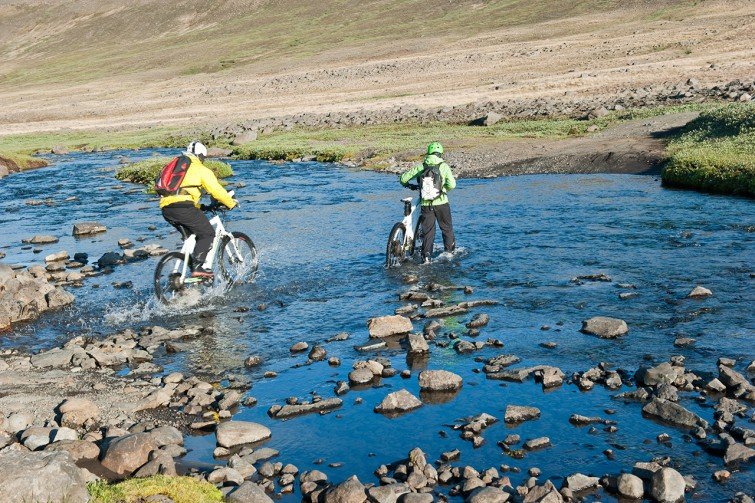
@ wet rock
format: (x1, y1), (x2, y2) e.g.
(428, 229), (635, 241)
(25, 235), (59, 245)
(719, 365), (751, 392)
(466, 313), (490, 329)
(368, 315), (413, 338)
(610, 473), (643, 499)
(418, 369), (462, 392)
(713, 470), (731, 483)
(424, 304), (469, 318)
(72, 222), (106, 236)
(374, 389), (422, 415)
(45, 250), (69, 263)
(524, 437), (551, 450)
(563, 473), (599, 492)
(580, 316), (628, 338)
(309, 345), (327, 361)
(324, 475), (367, 503)
(208, 466), (244, 485)
(504, 405), (540, 423)
(407, 333), (429, 354)
(650, 467), (685, 503)
(534, 366), (564, 388)
(569, 414), (604, 426)
(227, 481), (273, 503)
(466, 486), (509, 503)
(149, 425), (183, 447)
(244, 355), (262, 367)
(0, 449), (90, 503)
(367, 483), (410, 503)
(58, 397), (99, 428)
(522, 480), (563, 502)
(290, 341), (309, 352)
(269, 398), (342, 419)
(724, 443), (755, 466)
(349, 367), (375, 386)
(688, 286), (712, 298)
(635, 362), (683, 387)
(101, 432), (158, 477)
(642, 397), (708, 429)
(216, 421), (271, 448)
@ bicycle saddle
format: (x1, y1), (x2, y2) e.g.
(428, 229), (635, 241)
(401, 197), (413, 203)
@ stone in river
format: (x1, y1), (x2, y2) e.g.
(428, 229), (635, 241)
(374, 389), (422, 415)
(504, 405), (541, 423)
(580, 316), (628, 338)
(650, 467), (685, 503)
(617, 473), (644, 499)
(216, 421), (271, 448)
(368, 315), (413, 338)
(100, 432), (158, 476)
(642, 397), (708, 429)
(563, 473), (599, 492)
(687, 285), (712, 298)
(418, 370), (462, 392)
(72, 222), (107, 236)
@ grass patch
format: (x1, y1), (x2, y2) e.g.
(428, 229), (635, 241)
(88, 475), (223, 503)
(115, 157), (233, 185)
(0, 151), (48, 172)
(662, 103), (755, 196)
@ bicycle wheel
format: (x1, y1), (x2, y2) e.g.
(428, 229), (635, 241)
(409, 216), (423, 258)
(154, 252), (189, 303)
(219, 231), (258, 285)
(386, 222), (407, 268)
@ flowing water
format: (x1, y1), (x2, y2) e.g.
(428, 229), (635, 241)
(1, 150), (753, 501)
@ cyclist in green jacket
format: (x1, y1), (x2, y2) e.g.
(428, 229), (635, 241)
(400, 142), (456, 263)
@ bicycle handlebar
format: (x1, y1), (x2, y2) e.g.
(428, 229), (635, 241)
(406, 183), (419, 190)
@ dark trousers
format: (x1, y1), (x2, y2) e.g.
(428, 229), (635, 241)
(420, 203), (455, 259)
(162, 203), (214, 267)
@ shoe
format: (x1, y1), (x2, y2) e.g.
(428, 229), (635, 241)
(421, 257), (431, 265)
(191, 267), (214, 279)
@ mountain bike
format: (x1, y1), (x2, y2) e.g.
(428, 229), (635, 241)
(385, 184), (423, 267)
(154, 192), (258, 303)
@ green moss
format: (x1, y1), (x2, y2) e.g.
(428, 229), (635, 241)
(88, 475), (223, 503)
(0, 151), (48, 172)
(662, 103), (755, 196)
(115, 157), (233, 185)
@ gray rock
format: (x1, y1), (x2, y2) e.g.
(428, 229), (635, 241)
(232, 131), (259, 146)
(504, 405), (541, 423)
(418, 369), (462, 391)
(0, 449), (90, 502)
(244, 355), (262, 367)
(688, 285), (712, 298)
(149, 425), (183, 447)
(407, 333), (429, 354)
(269, 398), (342, 419)
(650, 467), (685, 503)
(216, 421), (271, 448)
(368, 315), (413, 338)
(467, 486), (510, 503)
(724, 443), (755, 466)
(59, 397), (100, 427)
(367, 483), (410, 503)
(642, 397), (708, 429)
(72, 222), (107, 236)
(100, 432), (158, 476)
(617, 473), (644, 499)
(309, 345), (327, 361)
(290, 341), (309, 352)
(524, 437), (551, 450)
(466, 313), (490, 329)
(45, 440), (100, 461)
(563, 473), (599, 492)
(325, 475), (367, 503)
(349, 367), (375, 385)
(635, 362), (683, 386)
(374, 389), (422, 415)
(580, 316), (628, 338)
(228, 481), (273, 503)
(25, 235), (59, 245)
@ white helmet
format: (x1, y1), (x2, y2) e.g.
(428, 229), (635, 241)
(187, 141), (207, 157)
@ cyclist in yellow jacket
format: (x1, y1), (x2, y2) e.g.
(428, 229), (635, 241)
(160, 142), (237, 278)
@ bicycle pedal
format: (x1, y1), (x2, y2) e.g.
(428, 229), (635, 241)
(184, 277), (204, 284)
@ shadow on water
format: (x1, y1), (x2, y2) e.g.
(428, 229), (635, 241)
(1, 151), (753, 500)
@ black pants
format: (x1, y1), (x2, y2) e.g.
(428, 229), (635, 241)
(162, 203), (214, 267)
(420, 203), (455, 259)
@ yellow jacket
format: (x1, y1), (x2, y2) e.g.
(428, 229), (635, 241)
(159, 154), (237, 209)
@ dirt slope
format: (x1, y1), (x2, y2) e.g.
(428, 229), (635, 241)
(0, 0), (753, 135)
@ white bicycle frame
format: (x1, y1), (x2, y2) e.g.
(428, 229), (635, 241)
(401, 194), (421, 250)
(174, 214), (235, 281)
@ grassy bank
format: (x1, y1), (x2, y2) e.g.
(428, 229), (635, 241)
(115, 157), (233, 186)
(88, 475), (223, 503)
(232, 104), (709, 168)
(662, 103), (755, 196)
(0, 151), (49, 172)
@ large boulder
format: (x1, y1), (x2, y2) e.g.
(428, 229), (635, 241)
(228, 481), (273, 503)
(418, 370), (463, 392)
(100, 432), (158, 477)
(580, 317), (628, 338)
(617, 473), (644, 499)
(216, 421), (271, 448)
(0, 449), (91, 503)
(374, 389), (422, 415)
(650, 467), (685, 503)
(368, 315), (413, 338)
(635, 362), (683, 387)
(642, 398), (708, 429)
(467, 486), (510, 502)
(504, 405), (541, 423)
(59, 397), (100, 428)
(324, 475), (367, 503)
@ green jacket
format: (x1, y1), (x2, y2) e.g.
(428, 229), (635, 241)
(399, 154), (456, 206)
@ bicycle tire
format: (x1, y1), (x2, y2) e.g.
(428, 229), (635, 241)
(218, 231), (258, 285)
(154, 251), (188, 304)
(386, 222), (407, 268)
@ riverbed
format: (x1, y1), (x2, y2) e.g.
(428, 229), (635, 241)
(1, 150), (753, 501)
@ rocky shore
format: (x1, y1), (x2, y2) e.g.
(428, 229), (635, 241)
(1, 270), (753, 502)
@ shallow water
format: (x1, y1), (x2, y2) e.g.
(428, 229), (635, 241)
(1, 150), (753, 501)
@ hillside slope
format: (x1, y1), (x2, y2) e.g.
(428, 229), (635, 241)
(1, 0), (753, 134)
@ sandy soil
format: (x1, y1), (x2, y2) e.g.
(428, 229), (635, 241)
(0, 1), (752, 136)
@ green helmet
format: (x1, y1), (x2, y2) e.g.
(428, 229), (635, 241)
(427, 142), (444, 155)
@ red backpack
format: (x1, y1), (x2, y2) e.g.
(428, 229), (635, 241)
(154, 155), (192, 196)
